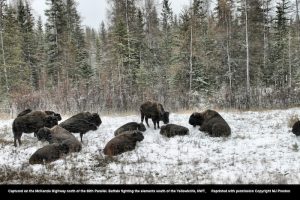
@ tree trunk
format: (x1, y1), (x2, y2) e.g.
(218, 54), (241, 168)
(245, 0), (250, 108)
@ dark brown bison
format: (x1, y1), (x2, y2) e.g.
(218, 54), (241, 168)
(59, 112), (102, 142)
(36, 126), (82, 152)
(12, 111), (60, 147)
(292, 121), (300, 136)
(140, 101), (169, 129)
(189, 109), (231, 137)
(103, 130), (144, 156)
(114, 122), (146, 136)
(29, 143), (69, 165)
(160, 124), (189, 138)
(17, 109), (62, 121)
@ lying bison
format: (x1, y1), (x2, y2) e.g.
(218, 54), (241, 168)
(160, 124), (189, 138)
(292, 121), (300, 136)
(114, 122), (146, 136)
(103, 130), (144, 156)
(37, 126), (82, 152)
(12, 111), (60, 147)
(59, 112), (102, 142)
(189, 109), (231, 137)
(140, 101), (169, 129)
(29, 143), (69, 165)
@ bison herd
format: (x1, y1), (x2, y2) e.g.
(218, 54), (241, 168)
(10, 100), (300, 165)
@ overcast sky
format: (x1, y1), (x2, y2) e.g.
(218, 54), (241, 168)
(31, 0), (191, 29)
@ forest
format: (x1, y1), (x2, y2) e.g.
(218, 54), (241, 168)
(0, 0), (299, 115)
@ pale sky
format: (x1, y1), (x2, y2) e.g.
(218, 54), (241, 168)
(31, 0), (191, 29)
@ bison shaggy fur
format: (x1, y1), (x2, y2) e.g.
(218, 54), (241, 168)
(140, 101), (169, 129)
(189, 109), (231, 137)
(59, 112), (102, 142)
(160, 124), (189, 138)
(103, 130), (144, 156)
(12, 111), (59, 147)
(29, 143), (69, 165)
(37, 126), (82, 152)
(292, 121), (300, 136)
(114, 122), (146, 136)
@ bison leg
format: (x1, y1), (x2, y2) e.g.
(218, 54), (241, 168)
(152, 119), (156, 130)
(80, 133), (83, 142)
(145, 117), (150, 128)
(13, 132), (22, 147)
(157, 121), (160, 129)
(141, 112), (145, 123)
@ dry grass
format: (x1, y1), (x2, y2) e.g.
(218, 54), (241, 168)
(0, 113), (11, 120)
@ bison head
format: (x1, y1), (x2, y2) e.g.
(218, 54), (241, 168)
(43, 115), (59, 128)
(138, 123), (146, 132)
(36, 127), (52, 141)
(161, 112), (170, 124)
(131, 131), (144, 142)
(92, 113), (102, 127)
(189, 112), (204, 127)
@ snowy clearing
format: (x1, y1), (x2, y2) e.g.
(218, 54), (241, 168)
(0, 109), (300, 184)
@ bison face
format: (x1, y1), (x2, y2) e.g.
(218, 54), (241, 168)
(162, 112), (170, 124)
(44, 116), (58, 128)
(92, 113), (102, 127)
(54, 113), (62, 121)
(189, 113), (204, 127)
(36, 127), (52, 141)
(132, 131), (144, 142)
(138, 123), (146, 131)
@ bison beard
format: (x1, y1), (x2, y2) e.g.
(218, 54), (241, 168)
(140, 101), (169, 129)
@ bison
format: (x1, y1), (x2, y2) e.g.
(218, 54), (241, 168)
(114, 122), (146, 136)
(189, 109), (231, 137)
(160, 124), (189, 138)
(17, 109), (62, 121)
(36, 126), (82, 153)
(103, 130), (144, 156)
(12, 111), (60, 147)
(59, 112), (102, 142)
(140, 101), (169, 129)
(292, 121), (300, 136)
(29, 143), (69, 165)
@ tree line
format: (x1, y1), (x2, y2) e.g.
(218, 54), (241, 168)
(0, 0), (300, 115)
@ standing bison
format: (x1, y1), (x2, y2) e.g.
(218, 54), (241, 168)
(114, 122), (146, 136)
(103, 130), (144, 156)
(160, 124), (189, 138)
(36, 126), (82, 153)
(29, 143), (69, 165)
(12, 111), (60, 147)
(189, 109), (231, 137)
(59, 112), (102, 142)
(292, 121), (300, 136)
(140, 101), (169, 129)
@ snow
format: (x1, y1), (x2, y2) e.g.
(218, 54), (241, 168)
(0, 109), (300, 184)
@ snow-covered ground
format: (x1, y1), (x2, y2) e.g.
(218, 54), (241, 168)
(0, 109), (300, 184)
